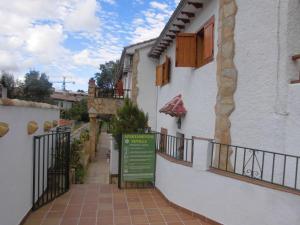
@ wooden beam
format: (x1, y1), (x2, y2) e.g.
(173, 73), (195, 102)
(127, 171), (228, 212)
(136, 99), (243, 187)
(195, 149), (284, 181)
(187, 2), (203, 8)
(169, 29), (180, 34)
(173, 24), (185, 29)
(166, 34), (175, 39)
(181, 11), (195, 18)
(292, 54), (300, 61)
(177, 18), (190, 23)
(162, 39), (173, 43)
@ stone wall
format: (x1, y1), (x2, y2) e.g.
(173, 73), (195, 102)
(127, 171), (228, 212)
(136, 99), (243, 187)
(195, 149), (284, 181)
(131, 50), (139, 104)
(214, 0), (238, 169)
(89, 98), (124, 115)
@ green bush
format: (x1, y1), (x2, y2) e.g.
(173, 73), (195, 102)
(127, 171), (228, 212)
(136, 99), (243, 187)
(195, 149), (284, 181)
(111, 98), (148, 150)
(80, 129), (89, 143)
(75, 164), (85, 184)
(70, 138), (86, 184)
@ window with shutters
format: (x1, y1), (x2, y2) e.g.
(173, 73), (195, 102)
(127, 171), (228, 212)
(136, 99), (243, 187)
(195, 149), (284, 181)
(176, 16), (214, 68)
(156, 56), (171, 86)
(156, 64), (163, 86)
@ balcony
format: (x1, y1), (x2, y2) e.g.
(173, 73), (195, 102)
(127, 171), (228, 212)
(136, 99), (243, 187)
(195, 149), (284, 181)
(95, 88), (131, 99)
(88, 80), (131, 116)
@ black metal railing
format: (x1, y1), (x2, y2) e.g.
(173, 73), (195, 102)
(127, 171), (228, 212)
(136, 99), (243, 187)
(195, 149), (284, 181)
(95, 88), (131, 99)
(210, 142), (300, 191)
(33, 130), (70, 210)
(154, 132), (194, 164)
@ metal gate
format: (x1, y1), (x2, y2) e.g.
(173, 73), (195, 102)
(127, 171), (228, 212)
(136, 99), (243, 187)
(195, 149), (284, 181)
(32, 130), (70, 210)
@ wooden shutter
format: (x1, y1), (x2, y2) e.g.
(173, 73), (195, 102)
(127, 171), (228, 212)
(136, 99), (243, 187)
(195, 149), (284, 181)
(203, 17), (214, 63)
(163, 56), (171, 85)
(176, 33), (197, 67)
(160, 128), (168, 150)
(156, 64), (163, 86)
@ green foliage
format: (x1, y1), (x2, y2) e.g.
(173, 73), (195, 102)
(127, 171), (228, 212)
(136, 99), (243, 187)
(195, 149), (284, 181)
(70, 139), (82, 168)
(70, 138), (86, 184)
(22, 70), (53, 102)
(62, 99), (89, 122)
(94, 60), (119, 89)
(75, 164), (85, 184)
(111, 99), (148, 150)
(0, 71), (15, 98)
(80, 129), (89, 143)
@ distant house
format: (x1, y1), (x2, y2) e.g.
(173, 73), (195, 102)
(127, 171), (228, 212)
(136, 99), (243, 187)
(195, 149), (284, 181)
(87, 1), (300, 224)
(117, 38), (157, 128)
(51, 91), (87, 110)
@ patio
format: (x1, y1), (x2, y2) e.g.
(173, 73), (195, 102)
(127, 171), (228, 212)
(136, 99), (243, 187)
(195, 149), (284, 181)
(23, 183), (208, 225)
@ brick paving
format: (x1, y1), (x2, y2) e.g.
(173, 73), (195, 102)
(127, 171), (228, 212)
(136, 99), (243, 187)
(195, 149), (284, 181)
(24, 184), (208, 225)
(24, 132), (210, 225)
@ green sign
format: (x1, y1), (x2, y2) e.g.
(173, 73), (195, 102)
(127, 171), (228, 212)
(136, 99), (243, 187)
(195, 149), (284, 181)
(121, 133), (156, 183)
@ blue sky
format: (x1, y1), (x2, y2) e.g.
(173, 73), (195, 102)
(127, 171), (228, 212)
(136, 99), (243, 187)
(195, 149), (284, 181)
(0, 0), (179, 91)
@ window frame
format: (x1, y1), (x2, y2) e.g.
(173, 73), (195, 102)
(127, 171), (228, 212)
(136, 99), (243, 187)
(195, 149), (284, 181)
(195, 15), (215, 68)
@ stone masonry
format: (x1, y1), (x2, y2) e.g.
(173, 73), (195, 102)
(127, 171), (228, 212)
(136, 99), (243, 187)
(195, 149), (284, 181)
(214, 0), (238, 170)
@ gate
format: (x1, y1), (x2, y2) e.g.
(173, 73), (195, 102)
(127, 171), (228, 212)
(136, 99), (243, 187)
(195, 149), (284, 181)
(32, 130), (70, 210)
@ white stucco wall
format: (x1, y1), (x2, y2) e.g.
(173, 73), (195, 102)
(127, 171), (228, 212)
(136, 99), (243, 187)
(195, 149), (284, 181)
(0, 105), (59, 225)
(156, 0), (219, 139)
(285, 83), (300, 156)
(231, 0), (300, 154)
(136, 45), (158, 130)
(155, 140), (300, 225)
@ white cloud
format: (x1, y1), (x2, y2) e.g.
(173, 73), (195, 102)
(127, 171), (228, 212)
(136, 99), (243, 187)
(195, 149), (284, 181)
(101, 0), (116, 5)
(26, 24), (65, 62)
(174, 0), (181, 6)
(64, 0), (101, 32)
(130, 2), (174, 43)
(150, 1), (168, 10)
(0, 50), (19, 71)
(73, 49), (99, 67)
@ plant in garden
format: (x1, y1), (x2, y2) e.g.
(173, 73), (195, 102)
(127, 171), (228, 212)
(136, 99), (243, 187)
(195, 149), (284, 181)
(70, 138), (86, 183)
(80, 129), (89, 143)
(111, 98), (148, 149)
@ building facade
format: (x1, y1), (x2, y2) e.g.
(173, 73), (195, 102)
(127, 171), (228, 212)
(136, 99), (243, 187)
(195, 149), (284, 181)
(115, 0), (300, 224)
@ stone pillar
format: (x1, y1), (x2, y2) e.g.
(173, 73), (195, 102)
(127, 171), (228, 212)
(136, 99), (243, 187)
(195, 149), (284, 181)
(131, 50), (139, 104)
(88, 78), (96, 109)
(214, 0), (238, 170)
(89, 114), (97, 161)
(1, 87), (7, 99)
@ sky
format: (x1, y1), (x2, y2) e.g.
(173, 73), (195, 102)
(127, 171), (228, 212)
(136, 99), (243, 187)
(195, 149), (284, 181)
(0, 0), (180, 91)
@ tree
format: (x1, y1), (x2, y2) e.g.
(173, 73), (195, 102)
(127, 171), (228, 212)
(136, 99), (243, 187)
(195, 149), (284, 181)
(62, 99), (89, 122)
(94, 60), (119, 89)
(0, 71), (15, 98)
(23, 70), (53, 102)
(111, 99), (148, 149)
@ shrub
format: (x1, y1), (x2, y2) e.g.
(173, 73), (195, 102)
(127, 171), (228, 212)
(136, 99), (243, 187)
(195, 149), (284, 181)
(80, 129), (89, 143)
(111, 98), (148, 150)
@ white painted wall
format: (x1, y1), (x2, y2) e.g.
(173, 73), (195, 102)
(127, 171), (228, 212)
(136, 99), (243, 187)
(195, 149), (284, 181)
(152, 1), (300, 225)
(156, 0), (219, 139)
(109, 134), (119, 175)
(155, 140), (300, 225)
(231, 0), (300, 153)
(136, 45), (158, 130)
(285, 83), (300, 156)
(0, 105), (59, 225)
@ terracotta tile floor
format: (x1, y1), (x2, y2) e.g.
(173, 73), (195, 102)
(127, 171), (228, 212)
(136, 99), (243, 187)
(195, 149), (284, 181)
(24, 133), (211, 225)
(24, 184), (209, 225)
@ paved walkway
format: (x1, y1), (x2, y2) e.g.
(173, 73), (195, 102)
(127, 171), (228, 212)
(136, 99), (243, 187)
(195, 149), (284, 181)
(85, 132), (110, 184)
(24, 132), (208, 225)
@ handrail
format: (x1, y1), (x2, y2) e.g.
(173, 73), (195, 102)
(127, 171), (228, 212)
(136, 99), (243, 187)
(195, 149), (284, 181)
(95, 88), (131, 99)
(210, 141), (300, 191)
